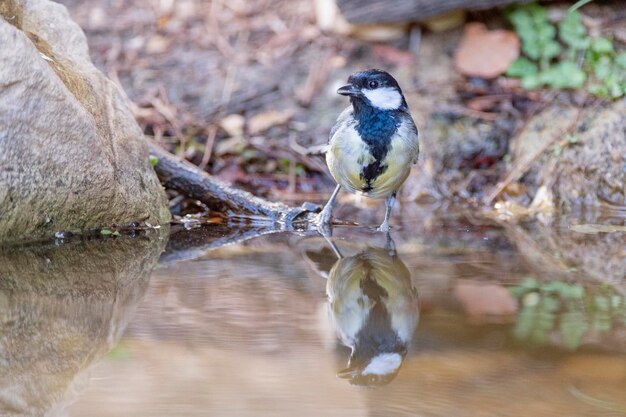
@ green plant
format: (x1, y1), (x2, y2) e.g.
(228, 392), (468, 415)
(569, 0), (594, 12)
(586, 39), (626, 98)
(100, 228), (120, 236)
(508, 5), (561, 69)
(509, 278), (626, 350)
(278, 158), (306, 177)
(505, 4), (626, 97)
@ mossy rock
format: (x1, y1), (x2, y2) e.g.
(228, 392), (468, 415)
(0, 232), (166, 416)
(0, 0), (170, 242)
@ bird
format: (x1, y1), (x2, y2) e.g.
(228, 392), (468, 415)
(324, 241), (419, 386)
(314, 69), (419, 232)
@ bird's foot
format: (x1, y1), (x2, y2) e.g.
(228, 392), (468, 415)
(312, 210), (331, 226)
(377, 221), (391, 233)
(312, 210), (333, 237)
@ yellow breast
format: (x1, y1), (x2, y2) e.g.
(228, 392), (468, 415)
(326, 118), (418, 199)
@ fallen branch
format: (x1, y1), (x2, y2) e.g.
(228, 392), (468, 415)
(159, 223), (284, 265)
(148, 142), (318, 224)
(335, 0), (551, 24)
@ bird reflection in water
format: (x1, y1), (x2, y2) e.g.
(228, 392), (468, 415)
(322, 236), (419, 386)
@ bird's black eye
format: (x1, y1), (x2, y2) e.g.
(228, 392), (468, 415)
(368, 80), (379, 89)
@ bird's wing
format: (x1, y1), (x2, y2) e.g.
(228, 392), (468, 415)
(405, 115), (419, 164)
(412, 128), (420, 165)
(328, 106), (354, 144)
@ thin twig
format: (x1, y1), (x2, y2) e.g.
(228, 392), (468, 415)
(289, 133), (328, 156)
(288, 158), (296, 194)
(198, 125), (217, 171)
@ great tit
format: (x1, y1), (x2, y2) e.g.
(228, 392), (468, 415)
(314, 69), (419, 232)
(324, 240), (419, 386)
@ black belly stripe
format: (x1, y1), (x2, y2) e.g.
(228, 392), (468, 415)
(353, 103), (401, 192)
(361, 161), (387, 192)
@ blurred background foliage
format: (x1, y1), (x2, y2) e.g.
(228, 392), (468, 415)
(58, 0), (626, 219)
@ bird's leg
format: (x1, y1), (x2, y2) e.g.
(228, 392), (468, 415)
(324, 235), (344, 259)
(385, 231), (397, 257)
(313, 185), (341, 231)
(378, 192), (396, 232)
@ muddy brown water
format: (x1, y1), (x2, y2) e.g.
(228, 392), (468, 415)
(1, 211), (625, 417)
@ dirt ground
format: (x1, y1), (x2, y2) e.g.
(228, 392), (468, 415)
(58, 0), (625, 216)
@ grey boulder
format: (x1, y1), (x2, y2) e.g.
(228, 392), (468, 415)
(0, 0), (170, 241)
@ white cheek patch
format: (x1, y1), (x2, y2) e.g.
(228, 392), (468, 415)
(362, 87), (403, 110)
(361, 352), (402, 376)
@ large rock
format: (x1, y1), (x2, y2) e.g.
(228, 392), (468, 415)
(0, 0), (170, 241)
(0, 232), (166, 416)
(509, 99), (626, 215)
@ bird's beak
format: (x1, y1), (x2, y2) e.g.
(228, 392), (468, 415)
(337, 84), (360, 97)
(337, 365), (359, 379)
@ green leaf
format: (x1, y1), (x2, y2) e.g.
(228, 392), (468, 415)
(510, 277), (539, 297)
(149, 155), (159, 166)
(611, 295), (622, 309)
(507, 7), (533, 31)
(523, 292), (541, 307)
(507, 57), (538, 77)
(507, 4), (559, 63)
(543, 41), (562, 60)
(592, 309), (612, 332)
(606, 76), (624, 98)
(529, 4), (548, 24)
(593, 55), (613, 80)
(524, 42), (542, 61)
(615, 53), (626, 69)
(560, 310), (587, 350)
(591, 37), (614, 55)
(542, 295), (560, 312)
(504, 3), (624, 99)
(537, 24), (555, 41)
(521, 73), (542, 89)
(595, 295), (610, 311)
(100, 229), (120, 236)
(569, 0), (594, 12)
(588, 83), (608, 97)
(513, 306), (537, 340)
(559, 11), (589, 50)
(540, 62), (586, 89)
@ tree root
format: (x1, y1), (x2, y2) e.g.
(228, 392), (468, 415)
(148, 143), (319, 224)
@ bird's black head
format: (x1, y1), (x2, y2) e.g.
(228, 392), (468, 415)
(338, 69), (407, 111)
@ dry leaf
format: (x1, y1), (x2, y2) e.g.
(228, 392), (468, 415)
(528, 185), (554, 213)
(248, 109), (294, 135)
(454, 283), (518, 317)
(454, 22), (520, 79)
(372, 45), (412, 65)
(350, 23), (408, 42)
(489, 200), (531, 221)
(146, 35), (170, 54)
(214, 136), (246, 156)
(315, 0), (342, 32)
(219, 114), (245, 137)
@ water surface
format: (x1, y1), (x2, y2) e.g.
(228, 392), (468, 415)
(2, 213), (626, 416)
